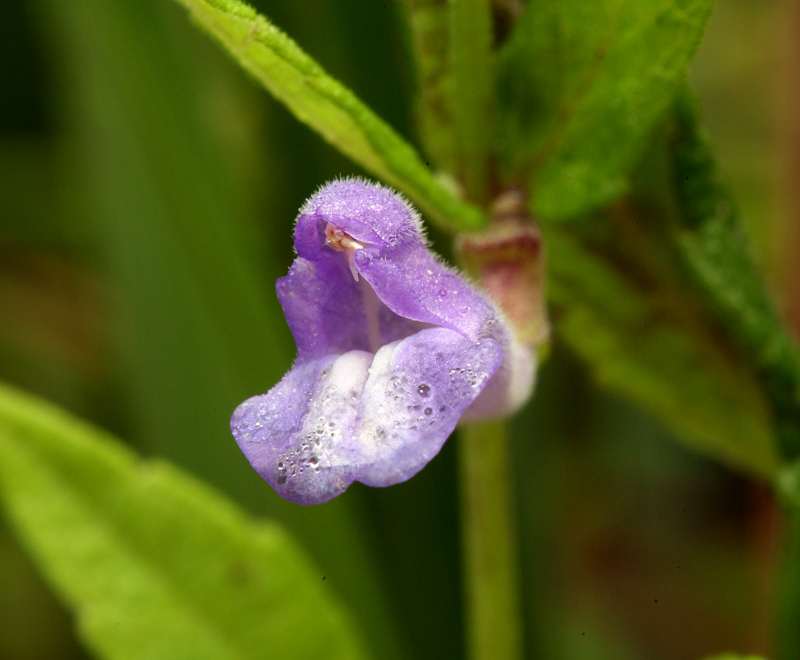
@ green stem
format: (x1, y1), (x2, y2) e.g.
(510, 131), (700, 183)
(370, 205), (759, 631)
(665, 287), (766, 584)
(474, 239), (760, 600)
(776, 512), (800, 660)
(459, 419), (523, 660)
(450, 0), (493, 205)
(776, 463), (800, 658)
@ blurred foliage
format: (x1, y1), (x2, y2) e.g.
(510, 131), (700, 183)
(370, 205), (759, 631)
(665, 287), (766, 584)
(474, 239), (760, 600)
(0, 0), (797, 659)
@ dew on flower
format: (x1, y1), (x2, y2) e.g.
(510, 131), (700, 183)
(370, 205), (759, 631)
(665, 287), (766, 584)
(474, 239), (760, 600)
(417, 383), (430, 396)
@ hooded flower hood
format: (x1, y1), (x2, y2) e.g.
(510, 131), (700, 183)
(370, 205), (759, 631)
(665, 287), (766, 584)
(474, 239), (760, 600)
(231, 179), (534, 504)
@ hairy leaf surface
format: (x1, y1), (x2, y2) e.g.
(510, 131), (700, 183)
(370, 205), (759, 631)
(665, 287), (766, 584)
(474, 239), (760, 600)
(497, 0), (714, 220)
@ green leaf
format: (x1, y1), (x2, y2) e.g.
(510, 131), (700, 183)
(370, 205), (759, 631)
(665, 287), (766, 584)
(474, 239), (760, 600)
(0, 381), (369, 660)
(169, 0), (484, 232)
(496, 0), (714, 220)
(539, 89), (800, 480)
(670, 92), (800, 462)
(450, 0), (493, 204)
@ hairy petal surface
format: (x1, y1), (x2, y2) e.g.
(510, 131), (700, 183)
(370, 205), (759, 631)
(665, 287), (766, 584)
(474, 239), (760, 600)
(232, 179), (534, 504)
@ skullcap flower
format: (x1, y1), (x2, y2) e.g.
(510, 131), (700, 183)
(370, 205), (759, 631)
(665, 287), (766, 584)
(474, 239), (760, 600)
(231, 179), (535, 504)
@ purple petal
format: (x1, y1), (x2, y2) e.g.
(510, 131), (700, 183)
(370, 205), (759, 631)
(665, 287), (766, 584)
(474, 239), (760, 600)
(231, 328), (502, 504)
(295, 180), (496, 341)
(232, 179), (536, 504)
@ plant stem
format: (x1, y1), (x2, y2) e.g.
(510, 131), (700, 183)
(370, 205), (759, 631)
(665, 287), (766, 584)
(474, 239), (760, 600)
(450, 0), (493, 205)
(459, 419), (523, 660)
(776, 510), (800, 659)
(776, 462), (800, 658)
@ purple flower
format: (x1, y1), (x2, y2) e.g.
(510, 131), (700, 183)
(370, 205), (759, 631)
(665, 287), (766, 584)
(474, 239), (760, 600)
(231, 179), (534, 504)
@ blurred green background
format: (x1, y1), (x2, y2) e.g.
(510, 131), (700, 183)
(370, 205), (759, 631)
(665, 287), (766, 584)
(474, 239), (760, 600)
(0, 0), (797, 659)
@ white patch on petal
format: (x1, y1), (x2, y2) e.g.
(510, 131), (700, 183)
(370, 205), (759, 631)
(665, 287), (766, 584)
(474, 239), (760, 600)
(353, 340), (406, 461)
(282, 350), (372, 477)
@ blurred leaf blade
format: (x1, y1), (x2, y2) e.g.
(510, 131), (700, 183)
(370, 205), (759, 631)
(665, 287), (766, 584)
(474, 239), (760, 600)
(0, 381), (369, 660)
(497, 0), (714, 220)
(547, 223), (779, 478)
(170, 0), (483, 231)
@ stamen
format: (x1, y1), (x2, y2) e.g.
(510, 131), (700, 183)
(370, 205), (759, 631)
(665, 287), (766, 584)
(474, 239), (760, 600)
(359, 278), (382, 354)
(325, 223), (364, 281)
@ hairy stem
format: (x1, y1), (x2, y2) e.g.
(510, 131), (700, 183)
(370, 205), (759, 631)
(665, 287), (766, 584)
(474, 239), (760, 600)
(459, 419), (523, 660)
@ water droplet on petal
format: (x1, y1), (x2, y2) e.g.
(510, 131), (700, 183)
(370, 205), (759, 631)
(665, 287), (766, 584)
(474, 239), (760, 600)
(418, 384), (430, 397)
(424, 407), (433, 416)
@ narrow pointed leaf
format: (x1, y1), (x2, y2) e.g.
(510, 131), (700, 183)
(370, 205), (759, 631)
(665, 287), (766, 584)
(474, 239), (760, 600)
(170, 0), (483, 231)
(0, 382), (369, 660)
(670, 93), (800, 461)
